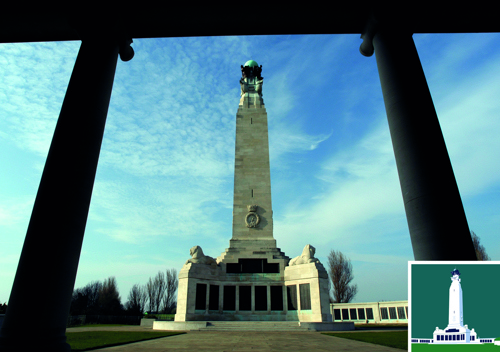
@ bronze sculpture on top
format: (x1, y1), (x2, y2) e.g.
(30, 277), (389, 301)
(240, 61), (263, 97)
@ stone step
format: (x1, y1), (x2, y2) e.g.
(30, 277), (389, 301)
(199, 328), (305, 331)
(198, 321), (308, 331)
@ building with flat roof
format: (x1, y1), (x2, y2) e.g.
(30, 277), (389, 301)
(331, 300), (408, 324)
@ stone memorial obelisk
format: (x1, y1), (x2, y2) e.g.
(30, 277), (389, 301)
(230, 60), (275, 249)
(172, 61), (333, 326)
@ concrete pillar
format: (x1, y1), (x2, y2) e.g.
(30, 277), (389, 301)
(219, 284), (224, 314)
(205, 283), (210, 314)
(251, 284), (255, 313)
(0, 37), (133, 352)
(266, 285), (271, 313)
(296, 284), (301, 312)
(360, 18), (476, 260)
(235, 285), (240, 313)
(375, 302), (381, 324)
(282, 286), (288, 314)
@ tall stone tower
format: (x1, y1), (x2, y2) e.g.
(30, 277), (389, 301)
(230, 60), (275, 250)
(174, 61), (332, 324)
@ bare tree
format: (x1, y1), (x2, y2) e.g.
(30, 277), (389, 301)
(471, 231), (490, 260)
(146, 271), (167, 313)
(98, 276), (122, 315)
(70, 280), (102, 315)
(161, 268), (178, 314)
(154, 271), (167, 313)
(327, 249), (358, 303)
(146, 277), (155, 313)
(125, 284), (147, 315)
(145, 269), (179, 314)
(85, 281), (102, 311)
(327, 277), (334, 303)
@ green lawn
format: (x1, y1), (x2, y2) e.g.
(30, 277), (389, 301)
(66, 331), (185, 351)
(70, 324), (130, 328)
(355, 323), (408, 330)
(323, 331), (408, 350)
(411, 343), (499, 351)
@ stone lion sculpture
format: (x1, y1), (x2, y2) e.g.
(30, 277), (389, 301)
(184, 245), (217, 266)
(289, 244), (322, 266)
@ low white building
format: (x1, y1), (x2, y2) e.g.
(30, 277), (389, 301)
(330, 300), (408, 324)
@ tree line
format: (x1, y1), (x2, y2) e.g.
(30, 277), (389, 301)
(69, 268), (178, 316)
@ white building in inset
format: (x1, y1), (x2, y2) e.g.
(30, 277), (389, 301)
(432, 269), (479, 344)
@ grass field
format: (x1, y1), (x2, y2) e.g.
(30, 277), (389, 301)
(66, 331), (185, 351)
(355, 323), (408, 330)
(411, 343), (500, 351)
(70, 324), (130, 328)
(323, 331), (408, 350)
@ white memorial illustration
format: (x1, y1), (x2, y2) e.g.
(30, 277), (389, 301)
(432, 269), (479, 344)
(412, 267), (499, 345)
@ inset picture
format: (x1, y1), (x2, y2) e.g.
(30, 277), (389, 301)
(409, 261), (500, 351)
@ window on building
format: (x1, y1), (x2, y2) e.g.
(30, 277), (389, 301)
(195, 283), (207, 310)
(397, 306), (406, 319)
(223, 286), (236, 311)
(255, 286), (267, 311)
(349, 308), (357, 320)
(287, 285), (298, 311)
(334, 309), (341, 321)
(227, 259), (279, 273)
(405, 306), (408, 319)
(239, 286), (251, 311)
(270, 286), (283, 311)
(358, 308), (365, 320)
(389, 307), (397, 319)
(366, 308), (374, 320)
(299, 283), (311, 310)
(209, 285), (219, 310)
(380, 307), (389, 319)
(342, 308), (349, 320)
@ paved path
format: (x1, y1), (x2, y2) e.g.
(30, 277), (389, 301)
(67, 326), (155, 333)
(80, 329), (405, 352)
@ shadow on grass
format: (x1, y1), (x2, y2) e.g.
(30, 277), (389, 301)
(67, 331), (186, 351)
(322, 331), (408, 350)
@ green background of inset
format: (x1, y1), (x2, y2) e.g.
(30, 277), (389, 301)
(411, 264), (500, 339)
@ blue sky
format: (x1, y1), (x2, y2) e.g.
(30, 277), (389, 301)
(1, 33), (499, 306)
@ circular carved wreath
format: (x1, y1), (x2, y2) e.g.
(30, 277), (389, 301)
(245, 212), (260, 228)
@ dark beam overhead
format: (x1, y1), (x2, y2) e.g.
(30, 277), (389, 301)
(1, 5), (499, 44)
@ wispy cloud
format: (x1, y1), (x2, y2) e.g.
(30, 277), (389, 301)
(0, 41), (80, 156)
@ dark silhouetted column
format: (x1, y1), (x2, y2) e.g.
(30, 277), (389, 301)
(0, 37), (133, 351)
(360, 18), (476, 260)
